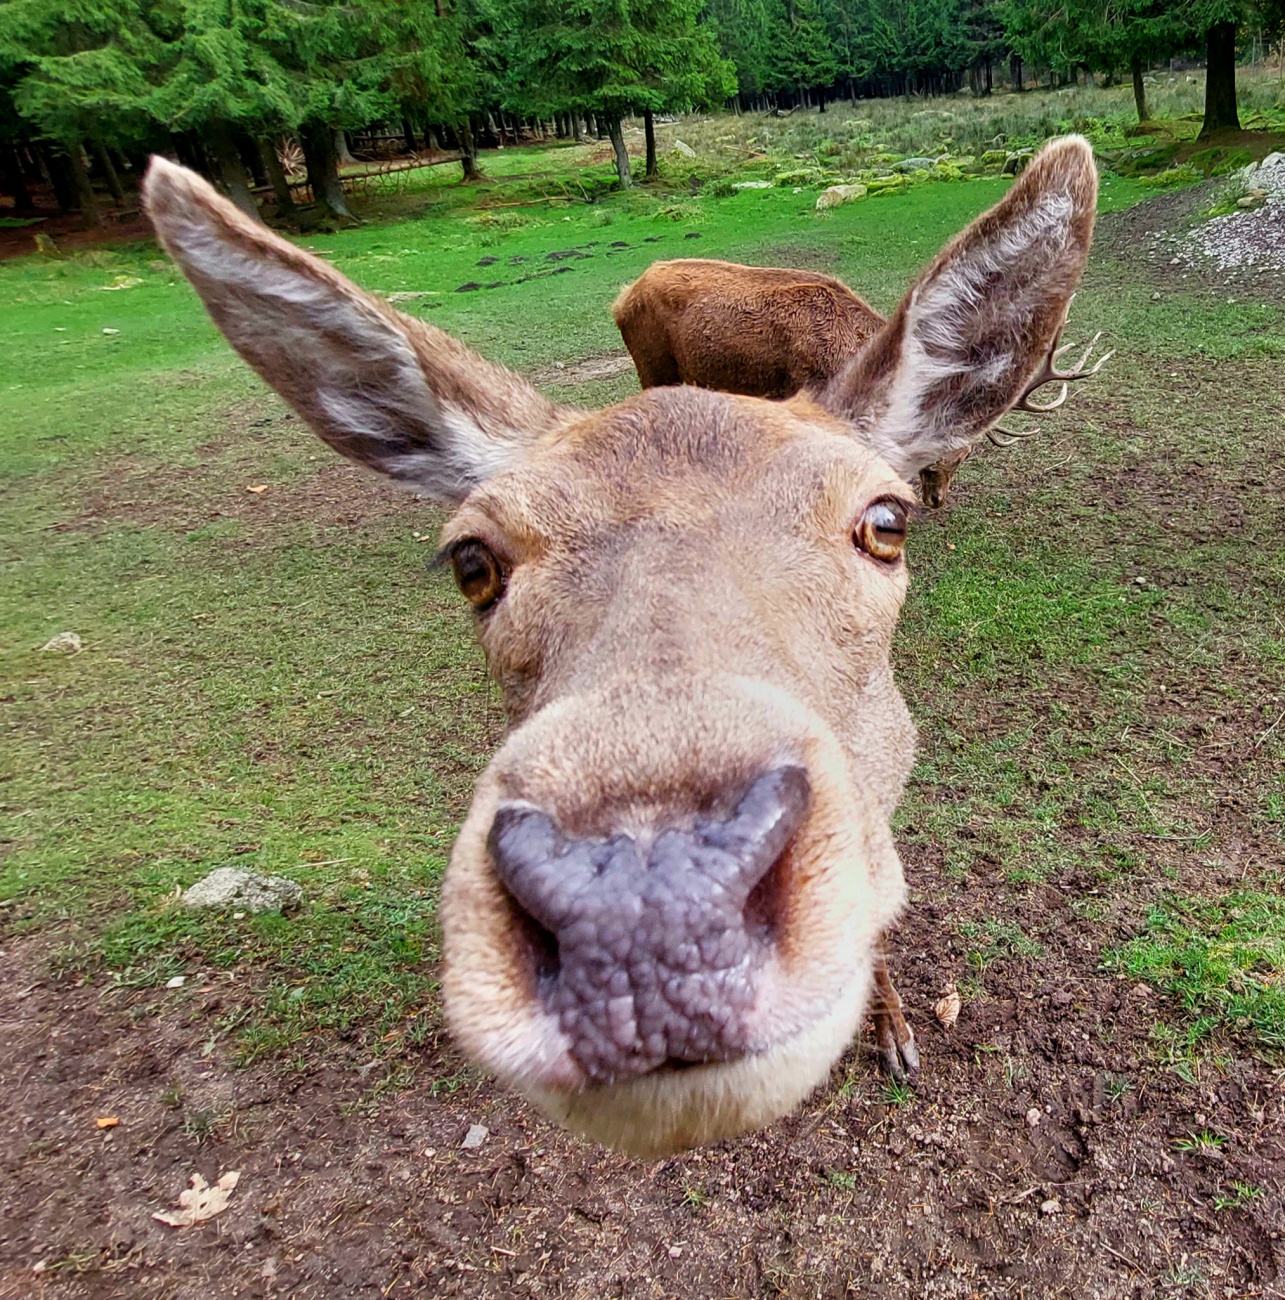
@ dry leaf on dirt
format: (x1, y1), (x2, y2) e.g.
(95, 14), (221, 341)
(245, 484), (269, 494)
(153, 1171), (240, 1227)
(934, 983), (962, 1029)
(96, 1116), (119, 1129)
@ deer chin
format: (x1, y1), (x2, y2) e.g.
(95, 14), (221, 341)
(528, 959), (876, 1156)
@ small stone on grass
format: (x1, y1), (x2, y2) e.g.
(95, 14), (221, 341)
(181, 868), (303, 915)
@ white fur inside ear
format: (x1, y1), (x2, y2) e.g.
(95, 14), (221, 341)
(160, 198), (521, 501)
(868, 190), (1075, 477)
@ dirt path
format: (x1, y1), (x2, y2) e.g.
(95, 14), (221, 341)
(4, 863), (1282, 1300)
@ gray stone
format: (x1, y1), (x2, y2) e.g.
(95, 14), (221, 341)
(815, 183), (868, 211)
(41, 631), (82, 654)
(731, 180), (772, 190)
(671, 140), (696, 158)
(181, 868), (304, 914)
(893, 156), (934, 173)
(1002, 149), (1036, 176)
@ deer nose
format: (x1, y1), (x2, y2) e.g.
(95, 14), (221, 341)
(487, 765), (811, 1084)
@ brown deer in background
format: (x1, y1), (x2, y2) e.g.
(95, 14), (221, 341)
(144, 137), (1099, 1157)
(614, 258), (1108, 507)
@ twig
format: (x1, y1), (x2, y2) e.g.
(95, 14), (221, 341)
(1252, 707), (1284, 752)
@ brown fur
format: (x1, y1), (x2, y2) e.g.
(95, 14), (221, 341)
(141, 137), (1099, 1157)
(612, 260), (974, 506)
(612, 259), (884, 399)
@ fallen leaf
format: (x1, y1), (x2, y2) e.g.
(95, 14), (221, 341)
(166, 975), (186, 989)
(153, 1171), (240, 1226)
(934, 983), (961, 1029)
(96, 1116), (119, 1129)
(460, 1123), (488, 1150)
(245, 484), (269, 495)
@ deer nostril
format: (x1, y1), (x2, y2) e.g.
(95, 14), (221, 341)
(487, 766), (812, 1082)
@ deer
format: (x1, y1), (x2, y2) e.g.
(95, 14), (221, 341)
(143, 136), (1100, 1158)
(613, 258), (1108, 508)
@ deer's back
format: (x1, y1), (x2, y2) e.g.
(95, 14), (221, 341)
(613, 259), (885, 399)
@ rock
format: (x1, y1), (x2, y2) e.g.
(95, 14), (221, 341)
(731, 180), (772, 190)
(34, 232), (62, 258)
(1026, 1107), (1043, 1128)
(815, 183), (868, 210)
(893, 157), (934, 173)
(1002, 149), (1036, 176)
(181, 868), (303, 914)
(1040, 1197), (1062, 1215)
(1236, 192), (1266, 210)
(41, 631), (82, 653)
(460, 1123), (489, 1149)
(671, 140), (696, 158)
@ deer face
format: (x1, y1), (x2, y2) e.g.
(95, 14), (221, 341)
(143, 138), (1097, 1155)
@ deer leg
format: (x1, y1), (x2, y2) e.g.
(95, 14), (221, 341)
(869, 952), (920, 1081)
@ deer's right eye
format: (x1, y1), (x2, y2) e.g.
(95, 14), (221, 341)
(451, 540), (506, 611)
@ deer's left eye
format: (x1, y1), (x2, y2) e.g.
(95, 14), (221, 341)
(451, 540), (506, 610)
(854, 499), (908, 563)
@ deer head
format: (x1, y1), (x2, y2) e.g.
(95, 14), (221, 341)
(143, 137), (1097, 1156)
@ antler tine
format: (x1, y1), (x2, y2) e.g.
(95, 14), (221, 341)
(986, 423), (1040, 447)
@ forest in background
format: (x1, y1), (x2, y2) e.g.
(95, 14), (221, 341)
(1, 0), (1283, 226)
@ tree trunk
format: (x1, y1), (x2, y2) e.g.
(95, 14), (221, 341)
(65, 143), (101, 226)
(402, 117), (419, 154)
(818, 87), (827, 112)
(239, 132), (269, 187)
(1201, 22), (1241, 136)
(1010, 54), (1023, 92)
(42, 145), (76, 213)
(643, 108), (657, 178)
(458, 119), (481, 181)
(208, 120), (260, 219)
(606, 116), (632, 187)
(92, 141), (126, 204)
(2, 147), (34, 210)
(260, 138), (296, 217)
(335, 129), (356, 165)
(572, 112), (584, 142)
(1130, 55), (1149, 122)
(302, 124), (354, 219)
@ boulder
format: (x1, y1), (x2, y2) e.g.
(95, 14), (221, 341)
(732, 180), (772, 190)
(893, 157), (934, 173)
(671, 140), (696, 158)
(816, 183), (868, 210)
(1002, 149), (1036, 176)
(182, 868), (304, 914)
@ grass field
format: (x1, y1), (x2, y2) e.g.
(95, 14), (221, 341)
(2, 95), (1284, 1296)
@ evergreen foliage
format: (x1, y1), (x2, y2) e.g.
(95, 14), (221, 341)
(0, 0), (1279, 221)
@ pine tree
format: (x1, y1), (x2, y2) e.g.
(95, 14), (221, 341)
(506, 0), (732, 187)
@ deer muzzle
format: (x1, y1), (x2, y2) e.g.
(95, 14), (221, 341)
(487, 766), (811, 1084)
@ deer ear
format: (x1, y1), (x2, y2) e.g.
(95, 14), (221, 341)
(143, 157), (566, 505)
(819, 136), (1098, 479)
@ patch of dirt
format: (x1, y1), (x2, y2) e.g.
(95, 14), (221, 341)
(2, 891), (1283, 1300)
(759, 243), (844, 273)
(527, 353), (636, 388)
(55, 411), (430, 543)
(1096, 174), (1285, 301)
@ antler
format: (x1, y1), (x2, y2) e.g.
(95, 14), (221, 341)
(987, 296), (1114, 447)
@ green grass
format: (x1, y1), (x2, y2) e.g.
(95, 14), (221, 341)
(1106, 893), (1285, 1051)
(2, 99), (1283, 1074)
